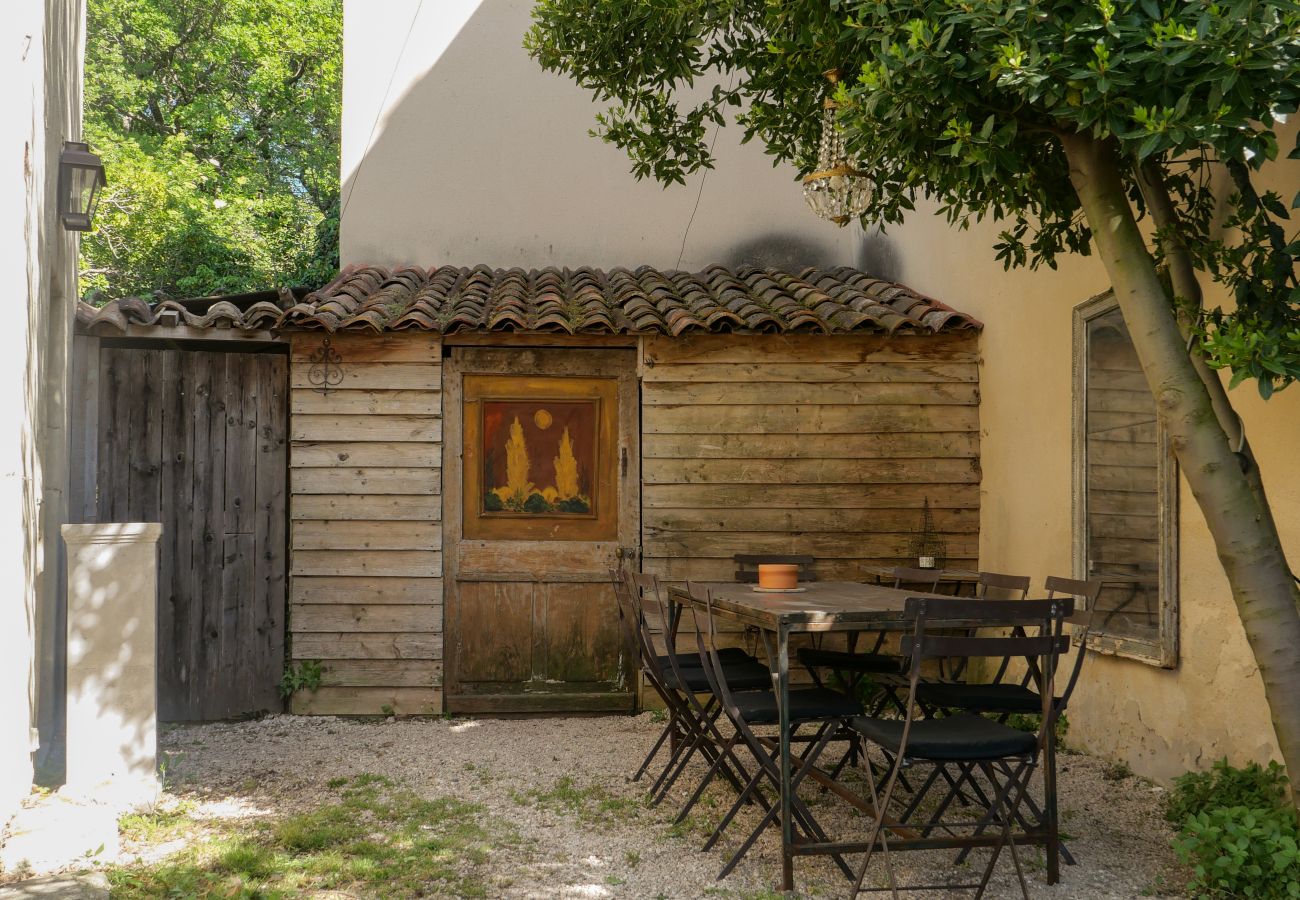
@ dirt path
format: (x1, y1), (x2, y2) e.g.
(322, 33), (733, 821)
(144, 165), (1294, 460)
(123, 713), (1187, 898)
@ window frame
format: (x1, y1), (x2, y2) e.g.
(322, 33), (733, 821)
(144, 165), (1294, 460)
(1071, 292), (1180, 668)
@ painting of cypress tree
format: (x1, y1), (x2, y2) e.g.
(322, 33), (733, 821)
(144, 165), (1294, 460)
(482, 400), (594, 515)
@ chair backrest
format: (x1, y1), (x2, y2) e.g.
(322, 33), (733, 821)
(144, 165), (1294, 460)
(883, 598), (1070, 775)
(904, 596), (1071, 728)
(977, 571), (1031, 600)
(733, 554), (816, 584)
(683, 580), (736, 707)
(609, 566), (641, 663)
(629, 571), (669, 633)
(1045, 576), (1104, 708)
(891, 566), (943, 592)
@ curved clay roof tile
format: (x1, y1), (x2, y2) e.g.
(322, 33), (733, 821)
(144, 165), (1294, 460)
(80, 265), (981, 337)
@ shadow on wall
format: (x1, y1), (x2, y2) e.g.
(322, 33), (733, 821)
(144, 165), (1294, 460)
(857, 229), (902, 283)
(339, 0), (851, 271)
(724, 234), (841, 272)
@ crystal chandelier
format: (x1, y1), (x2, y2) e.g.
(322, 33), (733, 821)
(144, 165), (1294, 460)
(802, 71), (872, 227)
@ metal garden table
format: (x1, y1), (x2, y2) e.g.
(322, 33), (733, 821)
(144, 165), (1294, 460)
(668, 580), (954, 892)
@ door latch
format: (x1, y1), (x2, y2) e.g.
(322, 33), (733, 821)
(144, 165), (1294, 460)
(621, 446), (628, 477)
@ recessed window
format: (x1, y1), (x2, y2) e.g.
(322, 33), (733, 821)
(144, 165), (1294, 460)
(1073, 294), (1179, 667)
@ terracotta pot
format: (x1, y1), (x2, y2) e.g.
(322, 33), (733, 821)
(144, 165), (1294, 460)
(758, 564), (799, 590)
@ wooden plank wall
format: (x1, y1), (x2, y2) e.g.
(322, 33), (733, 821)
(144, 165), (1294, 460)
(95, 346), (287, 721)
(640, 333), (981, 584)
(288, 334), (444, 714)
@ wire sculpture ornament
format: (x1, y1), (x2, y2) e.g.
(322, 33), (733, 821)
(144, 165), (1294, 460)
(307, 336), (344, 395)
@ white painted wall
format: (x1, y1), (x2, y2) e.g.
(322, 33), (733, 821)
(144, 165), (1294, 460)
(340, 0), (855, 271)
(0, 0), (83, 818)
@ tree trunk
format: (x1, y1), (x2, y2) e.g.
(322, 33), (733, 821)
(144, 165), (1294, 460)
(1134, 160), (1283, 542)
(1060, 131), (1300, 802)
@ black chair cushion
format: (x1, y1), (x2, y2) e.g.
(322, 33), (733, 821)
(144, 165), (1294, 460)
(917, 681), (1044, 714)
(797, 647), (902, 675)
(731, 687), (862, 724)
(662, 659), (771, 693)
(655, 647), (753, 671)
(850, 713), (1037, 761)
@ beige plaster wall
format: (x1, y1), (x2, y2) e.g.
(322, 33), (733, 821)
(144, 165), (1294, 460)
(0, 0), (84, 817)
(340, 0), (856, 271)
(880, 132), (1300, 782)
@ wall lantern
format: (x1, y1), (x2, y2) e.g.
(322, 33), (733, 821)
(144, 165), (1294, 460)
(802, 71), (872, 227)
(58, 141), (107, 232)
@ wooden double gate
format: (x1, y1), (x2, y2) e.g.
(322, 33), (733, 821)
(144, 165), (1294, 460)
(82, 344), (288, 721)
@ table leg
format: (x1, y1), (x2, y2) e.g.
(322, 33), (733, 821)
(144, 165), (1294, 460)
(1045, 718), (1061, 884)
(777, 623), (793, 892)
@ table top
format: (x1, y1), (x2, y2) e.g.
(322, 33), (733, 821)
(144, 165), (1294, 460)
(667, 580), (955, 633)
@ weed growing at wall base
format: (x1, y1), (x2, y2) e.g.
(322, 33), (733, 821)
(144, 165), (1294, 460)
(1167, 759), (1300, 898)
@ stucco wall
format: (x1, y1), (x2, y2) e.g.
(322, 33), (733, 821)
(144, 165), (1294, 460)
(0, 0), (83, 816)
(877, 131), (1300, 782)
(340, 0), (855, 271)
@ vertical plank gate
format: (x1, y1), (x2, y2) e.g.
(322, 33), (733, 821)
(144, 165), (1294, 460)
(94, 346), (288, 721)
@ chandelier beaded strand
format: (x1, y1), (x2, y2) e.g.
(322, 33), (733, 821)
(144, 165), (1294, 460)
(802, 70), (872, 227)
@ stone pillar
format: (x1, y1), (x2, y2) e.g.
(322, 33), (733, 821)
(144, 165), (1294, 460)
(61, 523), (161, 806)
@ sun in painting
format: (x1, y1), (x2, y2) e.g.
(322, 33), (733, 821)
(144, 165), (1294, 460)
(534, 409), (553, 430)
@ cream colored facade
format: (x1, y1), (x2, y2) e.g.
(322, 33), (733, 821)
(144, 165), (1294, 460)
(0, 0), (84, 817)
(878, 136), (1300, 780)
(340, 0), (1300, 781)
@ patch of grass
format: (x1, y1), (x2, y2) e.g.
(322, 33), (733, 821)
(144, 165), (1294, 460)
(108, 774), (516, 899)
(118, 799), (198, 843)
(1002, 711), (1069, 748)
(702, 888), (789, 900)
(624, 849), (641, 867)
(1102, 760), (1134, 782)
(510, 776), (642, 824)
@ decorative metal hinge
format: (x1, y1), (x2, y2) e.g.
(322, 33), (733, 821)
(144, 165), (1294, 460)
(307, 335), (344, 395)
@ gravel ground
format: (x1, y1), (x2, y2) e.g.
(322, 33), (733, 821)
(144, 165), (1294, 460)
(143, 713), (1187, 899)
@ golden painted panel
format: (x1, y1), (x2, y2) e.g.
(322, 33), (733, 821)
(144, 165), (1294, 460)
(463, 375), (618, 541)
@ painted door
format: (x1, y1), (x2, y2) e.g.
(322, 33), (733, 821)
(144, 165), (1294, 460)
(444, 347), (639, 712)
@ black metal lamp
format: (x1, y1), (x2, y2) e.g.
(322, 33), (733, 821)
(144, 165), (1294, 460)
(58, 141), (106, 231)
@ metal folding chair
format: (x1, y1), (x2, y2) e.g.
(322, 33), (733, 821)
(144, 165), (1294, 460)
(687, 581), (863, 880)
(917, 576), (1100, 718)
(849, 596), (1071, 898)
(627, 572), (771, 816)
(914, 576), (1102, 877)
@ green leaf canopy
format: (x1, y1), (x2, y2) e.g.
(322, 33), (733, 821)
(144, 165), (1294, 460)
(83, 0), (341, 300)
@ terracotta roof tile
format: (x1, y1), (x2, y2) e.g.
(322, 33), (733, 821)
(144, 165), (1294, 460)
(75, 264), (982, 336)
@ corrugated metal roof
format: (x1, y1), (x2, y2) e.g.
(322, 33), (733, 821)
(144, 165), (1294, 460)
(76, 264), (981, 336)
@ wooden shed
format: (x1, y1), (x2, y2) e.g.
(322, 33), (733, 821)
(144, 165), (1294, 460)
(75, 264), (982, 718)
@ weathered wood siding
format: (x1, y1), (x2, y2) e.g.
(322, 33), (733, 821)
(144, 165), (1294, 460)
(94, 345), (288, 721)
(288, 334), (444, 714)
(640, 334), (981, 584)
